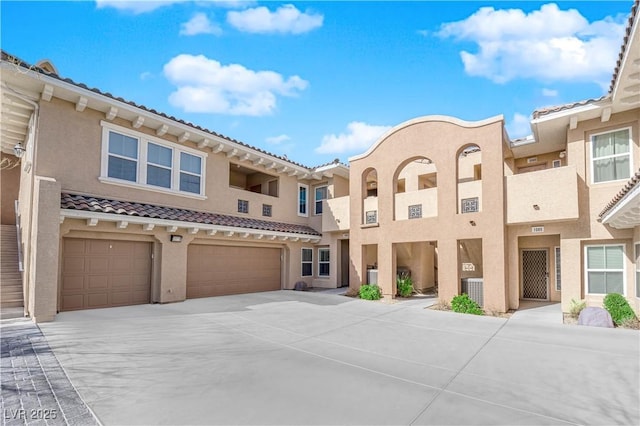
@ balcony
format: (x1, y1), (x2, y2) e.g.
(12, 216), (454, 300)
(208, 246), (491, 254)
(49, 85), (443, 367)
(322, 196), (350, 232)
(506, 165), (579, 224)
(395, 189), (437, 220)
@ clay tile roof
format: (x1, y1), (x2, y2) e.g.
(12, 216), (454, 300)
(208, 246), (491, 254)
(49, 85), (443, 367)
(1, 50), (310, 170)
(60, 193), (321, 236)
(609, 0), (639, 94)
(598, 168), (640, 219)
(531, 95), (608, 119)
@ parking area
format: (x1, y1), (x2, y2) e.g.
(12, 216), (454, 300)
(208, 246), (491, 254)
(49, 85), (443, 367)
(31, 291), (640, 425)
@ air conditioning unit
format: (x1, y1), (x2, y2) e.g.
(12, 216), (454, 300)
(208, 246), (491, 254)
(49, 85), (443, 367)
(461, 278), (483, 307)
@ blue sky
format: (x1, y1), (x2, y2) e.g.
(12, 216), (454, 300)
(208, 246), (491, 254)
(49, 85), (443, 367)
(1, 0), (634, 166)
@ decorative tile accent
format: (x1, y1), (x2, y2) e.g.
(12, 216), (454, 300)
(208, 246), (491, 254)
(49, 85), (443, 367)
(237, 199), (249, 214)
(461, 197), (479, 213)
(262, 204), (272, 217)
(60, 193), (320, 236)
(365, 210), (377, 224)
(408, 204), (422, 219)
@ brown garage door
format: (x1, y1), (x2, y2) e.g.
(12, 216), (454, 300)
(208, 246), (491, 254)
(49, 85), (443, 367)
(61, 238), (152, 311)
(187, 245), (281, 298)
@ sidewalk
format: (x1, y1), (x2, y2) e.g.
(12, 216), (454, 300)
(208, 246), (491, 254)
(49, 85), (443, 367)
(1, 318), (100, 426)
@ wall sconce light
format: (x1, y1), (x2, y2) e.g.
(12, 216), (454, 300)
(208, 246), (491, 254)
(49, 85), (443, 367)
(559, 151), (566, 159)
(170, 234), (183, 243)
(13, 143), (25, 158)
(533, 204), (540, 210)
(469, 220), (476, 226)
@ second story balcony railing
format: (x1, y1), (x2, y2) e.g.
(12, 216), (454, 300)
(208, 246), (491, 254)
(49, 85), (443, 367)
(506, 165), (579, 225)
(395, 188), (437, 220)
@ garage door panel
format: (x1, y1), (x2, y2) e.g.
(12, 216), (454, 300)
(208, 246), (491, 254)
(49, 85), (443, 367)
(187, 245), (281, 299)
(87, 275), (108, 289)
(62, 239), (151, 311)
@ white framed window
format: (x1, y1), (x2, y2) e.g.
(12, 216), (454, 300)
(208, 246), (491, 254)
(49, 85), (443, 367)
(298, 184), (308, 217)
(635, 243), (640, 298)
(314, 185), (328, 215)
(147, 142), (172, 188)
(585, 244), (625, 295)
(554, 246), (561, 291)
(100, 122), (206, 198)
(301, 248), (313, 277)
(107, 131), (138, 182)
(318, 248), (330, 277)
(591, 128), (632, 184)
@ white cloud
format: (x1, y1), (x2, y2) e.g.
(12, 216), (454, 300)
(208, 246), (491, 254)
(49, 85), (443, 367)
(139, 71), (153, 80)
(163, 54), (308, 116)
(266, 134), (291, 145)
(506, 113), (532, 139)
(437, 3), (626, 86)
(227, 4), (323, 34)
(95, 0), (188, 14)
(542, 88), (558, 97)
(316, 122), (391, 154)
(180, 13), (222, 36)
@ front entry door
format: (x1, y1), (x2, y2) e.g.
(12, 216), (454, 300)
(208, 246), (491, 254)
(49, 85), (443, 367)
(522, 249), (548, 300)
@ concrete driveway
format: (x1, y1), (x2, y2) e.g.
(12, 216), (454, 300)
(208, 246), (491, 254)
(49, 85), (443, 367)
(39, 291), (639, 425)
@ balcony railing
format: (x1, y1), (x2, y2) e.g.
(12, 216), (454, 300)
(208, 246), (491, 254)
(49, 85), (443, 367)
(395, 189), (437, 220)
(506, 165), (578, 224)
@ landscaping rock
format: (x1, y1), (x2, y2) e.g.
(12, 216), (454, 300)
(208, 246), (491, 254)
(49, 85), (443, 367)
(578, 307), (614, 328)
(293, 281), (309, 291)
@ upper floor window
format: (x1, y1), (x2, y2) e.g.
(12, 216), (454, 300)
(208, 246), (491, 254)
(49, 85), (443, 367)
(315, 185), (328, 215)
(585, 244), (624, 295)
(298, 184), (308, 217)
(101, 123), (206, 197)
(592, 128), (631, 183)
(107, 131), (138, 182)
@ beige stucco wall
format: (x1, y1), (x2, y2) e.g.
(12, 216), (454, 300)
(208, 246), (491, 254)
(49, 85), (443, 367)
(34, 98), (311, 227)
(349, 116), (510, 312)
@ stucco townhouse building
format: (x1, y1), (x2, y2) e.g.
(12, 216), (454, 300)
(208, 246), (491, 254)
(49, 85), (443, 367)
(1, 0), (639, 322)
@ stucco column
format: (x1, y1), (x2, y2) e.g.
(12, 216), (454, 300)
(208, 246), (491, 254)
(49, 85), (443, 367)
(350, 241), (364, 291)
(157, 234), (195, 303)
(437, 238), (458, 303)
(378, 242), (396, 300)
(28, 177), (60, 323)
(560, 238), (582, 313)
(482, 236), (508, 313)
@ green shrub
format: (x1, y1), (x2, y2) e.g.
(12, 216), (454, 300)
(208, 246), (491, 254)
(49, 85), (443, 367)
(396, 274), (413, 297)
(359, 284), (381, 300)
(451, 293), (484, 315)
(603, 293), (637, 326)
(569, 298), (587, 319)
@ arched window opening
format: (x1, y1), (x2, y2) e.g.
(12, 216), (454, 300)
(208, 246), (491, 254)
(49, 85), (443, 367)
(393, 157), (437, 220)
(457, 145), (482, 214)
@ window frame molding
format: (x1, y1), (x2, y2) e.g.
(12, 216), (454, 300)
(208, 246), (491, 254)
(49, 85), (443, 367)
(99, 121), (207, 199)
(314, 184), (328, 216)
(301, 247), (313, 277)
(297, 183), (309, 217)
(318, 247), (330, 277)
(584, 243), (626, 296)
(589, 126), (633, 185)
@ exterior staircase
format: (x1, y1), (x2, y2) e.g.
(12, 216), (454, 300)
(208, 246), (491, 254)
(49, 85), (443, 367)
(1, 224), (24, 309)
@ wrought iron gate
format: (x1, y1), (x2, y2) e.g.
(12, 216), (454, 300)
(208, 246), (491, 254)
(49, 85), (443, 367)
(522, 249), (548, 300)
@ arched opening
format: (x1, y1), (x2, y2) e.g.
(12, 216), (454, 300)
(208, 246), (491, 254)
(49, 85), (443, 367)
(362, 168), (378, 224)
(393, 157), (437, 220)
(457, 145), (482, 214)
